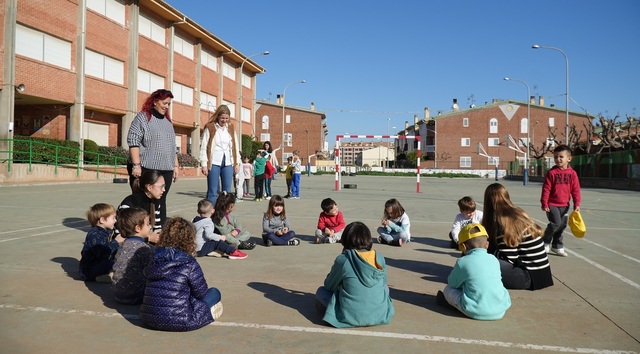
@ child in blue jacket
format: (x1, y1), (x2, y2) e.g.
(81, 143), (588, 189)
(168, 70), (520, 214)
(79, 203), (124, 282)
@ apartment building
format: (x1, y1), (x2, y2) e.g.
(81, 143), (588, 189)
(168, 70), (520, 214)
(338, 141), (391, 166)
(0, 0), (266, 159)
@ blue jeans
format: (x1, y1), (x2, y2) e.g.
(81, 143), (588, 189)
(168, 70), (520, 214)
(263, 230), (296, 245)
(207, 160), (233, 202)
(265, 177), (272, 197)
(203, 287), (222, 308)
(291, 173), (301, 197)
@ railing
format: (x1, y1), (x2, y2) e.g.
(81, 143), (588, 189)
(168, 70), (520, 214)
(1, 138), (128, 179)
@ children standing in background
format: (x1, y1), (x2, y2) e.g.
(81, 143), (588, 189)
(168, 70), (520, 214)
(284, 156), (293, 198)
(139, 217), (224, 331)
(192, 199), (247, 259)
(540, 144), (581, 257)
(112, 207), (154, 305)
(79, 203), (124, 282)
(377, 198), (411, 246)
(315, 198), (346, 244)
(212, 192), (256, 250)
(449, 196), (484, 249)
(264, 155), (275, 200)
(253, 151), (267, 202)
(290, 150), (302, 199)
(262, 195), (300, 246)
(242, 157), (253, 198)
(437, 223), (511, 320)
(315, 222), (394, 328)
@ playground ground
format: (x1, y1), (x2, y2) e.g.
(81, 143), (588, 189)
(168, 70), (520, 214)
(0, 175), (638, 353)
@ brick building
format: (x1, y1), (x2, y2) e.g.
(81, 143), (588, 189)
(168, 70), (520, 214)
(255, 99), (326, 167)
(338, 141), (391, 166)
(397, 98), (590, 170)
(0, 0), (266, 160)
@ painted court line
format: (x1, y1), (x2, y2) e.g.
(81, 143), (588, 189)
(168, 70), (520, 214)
(0, 304), (635, 354)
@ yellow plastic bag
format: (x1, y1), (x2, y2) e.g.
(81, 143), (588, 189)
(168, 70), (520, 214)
(568, 210), (586, 238)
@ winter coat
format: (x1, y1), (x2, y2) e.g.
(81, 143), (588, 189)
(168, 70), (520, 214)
(139, 247), (214, 331)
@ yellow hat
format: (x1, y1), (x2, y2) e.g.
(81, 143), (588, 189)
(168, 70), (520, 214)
(568, 210), (586, 238)
(457, 223), (489, 251)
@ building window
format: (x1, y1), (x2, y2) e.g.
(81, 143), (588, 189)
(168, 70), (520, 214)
(16, 24), (71, 69)
(87, 0), (125, 26)
(173, 34), (194, 60)
(461, 138), (470, 147)
(460, 156), (471, 168)
(463, 117), (469, 127)
(520, 117), (528, 134)
(242, 72), (251, 88)
(137, 68), (165, 94)
(223, 100), (235, 117)
(489, 118), (498, 134)
(201, 49), (218, 72)
(549, 117), (555, 127)
(260, 133), (270, 142)
(171, 82), (194, 106)
(261, 116), (269, 130)
(488, 137), (500, 147)
(85, 49), (124, 85)
(241, 107), (251, 123)
(138, 13), (165, 45)
(199, 91), (217, 111)
(488, 156), (499, 166)
(222, 61), (235, 80)
(285, 114), (291, 124)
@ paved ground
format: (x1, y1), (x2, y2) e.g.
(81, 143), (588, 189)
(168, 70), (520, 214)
(0, 175), (639, 353)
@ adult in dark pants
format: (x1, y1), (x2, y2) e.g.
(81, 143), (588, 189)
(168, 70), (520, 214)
(127, 89), (179, 226)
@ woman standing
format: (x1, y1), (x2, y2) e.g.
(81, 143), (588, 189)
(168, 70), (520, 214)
(263, 141), (279, 180)
(199, 105), (240, 202)
(127, 89), (179, 226)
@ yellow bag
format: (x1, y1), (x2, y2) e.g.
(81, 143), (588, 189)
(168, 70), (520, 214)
(568, 210), (586, 238)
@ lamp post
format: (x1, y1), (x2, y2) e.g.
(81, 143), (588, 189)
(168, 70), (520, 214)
(281, 80), (306, 163)
(504, 77), (530, 186)
(532, 44), (569, 144)
(237, 50), (269, 152)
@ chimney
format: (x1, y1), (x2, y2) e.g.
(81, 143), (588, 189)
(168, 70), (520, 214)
(424, 107), (430, 119)
(539, 96), (545, 106)
(414, 114), (419, 126)
(405, 121), (409, 130)
(452, 98), (459, 111)
(530, 96), (535, 105)
(550, 103), (555, 107)
(310, 102), (315, 111)
(492, 98), (499, 104)
(276, 94), (282, 105)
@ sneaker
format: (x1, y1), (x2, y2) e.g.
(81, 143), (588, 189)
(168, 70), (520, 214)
(236, 199), (243, 203)
(284, 194), (290, 198)
(551, 247), (568, 257)
(211, 302), (224, 319)
(228, 249), (248, 260)
(315, 236), (324, 244)
(266, 196), (271, 200)
(389, 239), (403, 247)
(238, 241), (256, 250)
(95, 272), (113, 283)
(544, 243), (551, 253)
(265, 239), (273, 247)
(206, 249), (224, 257)
(325, 236), (336, 244)
(436, 291), (456, 311)
(288, 238), (300, 246)
(377, 236), (388, 244)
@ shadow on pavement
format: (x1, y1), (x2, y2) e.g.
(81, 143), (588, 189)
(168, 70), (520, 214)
(175, 191), (206, 199)
(385, 257), (451, 284)
(248, 282), (324, 325)
(62, 217), (91, 232)
(51, 256), (81, 280)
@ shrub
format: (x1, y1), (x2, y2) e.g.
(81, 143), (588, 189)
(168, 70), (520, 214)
(13, 136), (79, 164)
(178, 153), (200, 167)
(83, 139), (99, 163)
(97, 146), (128, 165)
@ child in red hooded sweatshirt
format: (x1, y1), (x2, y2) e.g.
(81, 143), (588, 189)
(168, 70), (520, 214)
(315, 198), (346, 244)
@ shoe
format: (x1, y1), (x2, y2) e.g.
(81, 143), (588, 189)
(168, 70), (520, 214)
(254, 198), (262, 202)
(95, 272), (113, 283)
(325, 236), (336, 244)
(206, 249), (224, 257)
(315, 236), (323, 244)
(284, 195), (290, 198)
(266, 196), (271, 200)
(551, 247), (568, 257)
(265, 239), (273, 247)
(544, 243), (551, 253)
(228, 249), (248, 260)
(288, 238), (300, 246)
(236, 199), (243, 203)
(238, 241), (256, 250)
(389, 239), (403, 247)
(377, 236), (388, 244)
(211, 302), (224, 320)
(436, 291), (456, 310)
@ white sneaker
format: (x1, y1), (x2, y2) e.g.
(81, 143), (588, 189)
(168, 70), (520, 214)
(207, 249), (224, 257)
(544, 243), (551, 254)
(551, 247), (568, 257)
(211, 302), (223, 320)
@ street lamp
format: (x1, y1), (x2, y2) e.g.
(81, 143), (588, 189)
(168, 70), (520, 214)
(504, 77), (531, 186)
(532, 44), (569, 144)
(237, 50), (269, 152)
(281, 80), (306, 163)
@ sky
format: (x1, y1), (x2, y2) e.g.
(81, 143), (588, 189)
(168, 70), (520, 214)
(167, 0), (640, 141)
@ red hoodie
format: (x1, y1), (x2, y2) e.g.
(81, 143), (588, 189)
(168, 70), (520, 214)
(317, 211), (346, 233)
(264, 161), (275, 179)
(541, 165), (581, 209)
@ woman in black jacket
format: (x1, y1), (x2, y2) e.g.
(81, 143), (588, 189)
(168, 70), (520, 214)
(119, 170), (165, 241)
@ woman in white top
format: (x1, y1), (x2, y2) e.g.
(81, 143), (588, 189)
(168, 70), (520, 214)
(199, 105), (241, 202)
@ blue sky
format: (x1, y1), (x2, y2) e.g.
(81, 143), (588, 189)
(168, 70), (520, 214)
(167, 0), (640, 140)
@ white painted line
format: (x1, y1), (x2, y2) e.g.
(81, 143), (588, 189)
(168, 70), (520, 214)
(579, 238), (640, 265)
(565, 249), (640, 290)
(0, 304), (635, 353)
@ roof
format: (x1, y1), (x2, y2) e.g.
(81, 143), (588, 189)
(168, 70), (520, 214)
(256, 100), (327, 119)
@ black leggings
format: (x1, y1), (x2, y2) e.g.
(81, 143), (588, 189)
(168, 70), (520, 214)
(499, 259), (531, 290)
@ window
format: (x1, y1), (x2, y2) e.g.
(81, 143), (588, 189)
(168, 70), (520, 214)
(139, 13), (165, 45)
(286, 114), (291, 124)
(520, 117), (528, 134)
(463, 117), (469, 127)
(201, 49), (217, 72)
(489, 118), (498, 134)
(137, 68), (165, 93)
(284, 133), (292, 147)
(242, 72), (251, 88)
(461, 138), (470, 147)
(260, 133), (270, 142)
(222, 61), (236, 80)
(173, 34), (193, 59)
(488, 156), (499, 166)
(171, 82), (194, 106)
(460, 156), (471, 168)
(548, 117), (555, 127)
(488, 138), (500, 147)
(83, 121), (109, 146)
(87, 0), (125, 26)
(175, 135), (182, 153)
(223, 100), (235, 117)
(241, 107), (251, 122)
(199, 92), (217, 111)
(86, 49), (124, 85)
(16, 24), (71, 69)
(261, 115), (269, 130)
(519, 137), (529, 148)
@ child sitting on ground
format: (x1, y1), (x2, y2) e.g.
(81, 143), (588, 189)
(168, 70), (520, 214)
(112, 207), (154, 305)
(315, 198), (346, 244)
(436, 223), (511, 320)
(315, 221), (394, 328)
(212, 192), (256, 250)
(377, 198), (411, 246)
(192, 199), (247, 259)
(449, 196), (484, 249)
(262, 195), (300, 246)
(140, 217), (224, 331)
(79, 203), (124, 282)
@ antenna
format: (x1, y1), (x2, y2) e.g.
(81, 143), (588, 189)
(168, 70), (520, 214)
(467, 94), (475, 107)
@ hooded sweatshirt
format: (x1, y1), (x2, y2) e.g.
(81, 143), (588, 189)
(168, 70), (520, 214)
(322, 249), (394, 328)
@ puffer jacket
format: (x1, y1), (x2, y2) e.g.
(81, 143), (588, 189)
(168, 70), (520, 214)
(139, 247), (214, 331)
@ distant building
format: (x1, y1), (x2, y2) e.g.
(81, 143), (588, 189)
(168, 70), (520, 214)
(355, 146), (395, 167)
(338, 141), (391, 166)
